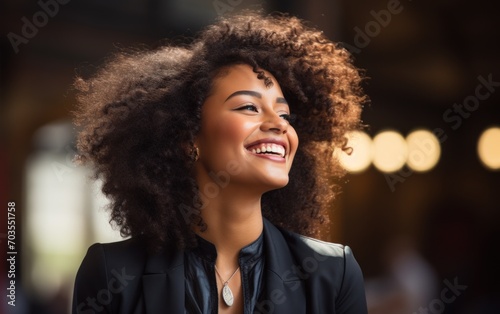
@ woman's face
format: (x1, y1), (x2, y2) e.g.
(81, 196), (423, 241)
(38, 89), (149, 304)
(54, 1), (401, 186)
(195, 64), (298, 193)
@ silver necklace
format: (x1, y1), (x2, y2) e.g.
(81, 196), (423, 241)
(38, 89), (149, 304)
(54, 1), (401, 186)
(214, 265), (240, 307)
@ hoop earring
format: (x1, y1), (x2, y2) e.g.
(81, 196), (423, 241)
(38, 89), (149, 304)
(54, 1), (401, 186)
(192, 146), (200, 162)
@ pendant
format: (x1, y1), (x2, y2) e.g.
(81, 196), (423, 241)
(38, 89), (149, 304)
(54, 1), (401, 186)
(222, 283), (234, 307)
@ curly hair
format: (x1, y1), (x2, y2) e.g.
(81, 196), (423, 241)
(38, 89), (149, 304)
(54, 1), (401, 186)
(74, 11), (366, 251)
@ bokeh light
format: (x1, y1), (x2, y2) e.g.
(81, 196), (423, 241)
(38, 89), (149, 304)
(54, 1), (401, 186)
(372, 130), (408, 173)
(406, 129), (441, 172)
(335, 131), (373, 173)
(477, 127), (500, 170)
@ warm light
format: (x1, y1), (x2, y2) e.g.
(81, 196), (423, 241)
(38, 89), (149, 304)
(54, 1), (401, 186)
(335, 131), (373, 173)
(406, 129), (441, 172)
(372, 130), (408, 172)
(478, 127), (500, 170)
(25, 153), (88, 298)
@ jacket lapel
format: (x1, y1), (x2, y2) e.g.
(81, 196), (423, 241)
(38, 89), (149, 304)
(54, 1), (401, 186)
(262, 219), (307, 314)
(141, 246), (184, 314)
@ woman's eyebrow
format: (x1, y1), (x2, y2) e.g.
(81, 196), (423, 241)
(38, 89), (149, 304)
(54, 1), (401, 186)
(225, 90), (262, 101)
(225, 90), (289, 105)
(276, 97), (288, 105)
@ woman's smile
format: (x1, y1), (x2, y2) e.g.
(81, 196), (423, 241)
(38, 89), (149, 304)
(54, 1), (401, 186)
(245, 138), (287, 162)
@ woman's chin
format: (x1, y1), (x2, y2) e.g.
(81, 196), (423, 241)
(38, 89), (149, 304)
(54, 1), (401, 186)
(260, 176), (289, 192)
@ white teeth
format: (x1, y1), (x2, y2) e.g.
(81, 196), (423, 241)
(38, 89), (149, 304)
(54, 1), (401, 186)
(249, 143), (286, 158)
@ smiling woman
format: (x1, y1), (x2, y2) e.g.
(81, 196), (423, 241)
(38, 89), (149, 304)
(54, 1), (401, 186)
(72, 11), (367, 314)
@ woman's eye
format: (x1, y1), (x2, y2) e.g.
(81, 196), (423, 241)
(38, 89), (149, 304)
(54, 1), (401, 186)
(236, 104), (258, 112)
(280, 113), (296, 123)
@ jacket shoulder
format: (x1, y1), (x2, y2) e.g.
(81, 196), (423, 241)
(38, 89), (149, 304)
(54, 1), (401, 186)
(94, 237), (146, 262)
(295, 233), (346, 257)
(72, 238), (147, 313)
(277, 226), (346, 258)
(277, 227), (368, 313)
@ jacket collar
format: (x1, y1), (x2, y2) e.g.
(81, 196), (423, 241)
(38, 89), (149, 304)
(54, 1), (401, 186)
(140, 219), (305, 313)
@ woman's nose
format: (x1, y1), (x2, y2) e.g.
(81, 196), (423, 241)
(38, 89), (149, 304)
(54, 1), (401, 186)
(260, 112), (288, 134)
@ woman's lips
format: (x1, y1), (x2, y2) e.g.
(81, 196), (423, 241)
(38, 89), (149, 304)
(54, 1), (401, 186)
(247, 149), (286, 162)
(246, 143), (286, 158)
(245, 138), (288, 158)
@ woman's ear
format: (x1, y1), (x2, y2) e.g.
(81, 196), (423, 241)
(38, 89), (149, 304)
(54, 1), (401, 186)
(192, 146), (199, 162)
(183, 140), (200, 162)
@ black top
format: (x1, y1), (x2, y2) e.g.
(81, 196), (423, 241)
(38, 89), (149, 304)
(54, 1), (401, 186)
(184, 233), (265, 313)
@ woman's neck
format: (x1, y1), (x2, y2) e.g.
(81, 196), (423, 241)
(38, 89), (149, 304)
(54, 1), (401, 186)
(195, 187), (264, 268)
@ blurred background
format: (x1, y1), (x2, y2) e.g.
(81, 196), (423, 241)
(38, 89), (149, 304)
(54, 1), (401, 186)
(1, 0), (499, 313)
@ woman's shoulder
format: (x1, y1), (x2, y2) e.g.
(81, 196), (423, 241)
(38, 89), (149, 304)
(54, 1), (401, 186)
(73, 238), (148, 313)
(268, 220), (352, 260)
(78, 236), (183, 275)
(284, 231), (362, 276)
(77, 237), (149, 284)
(85, 238), (146, 263)
(291, 232), (348, 257)
(268, 223), (368, 312)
